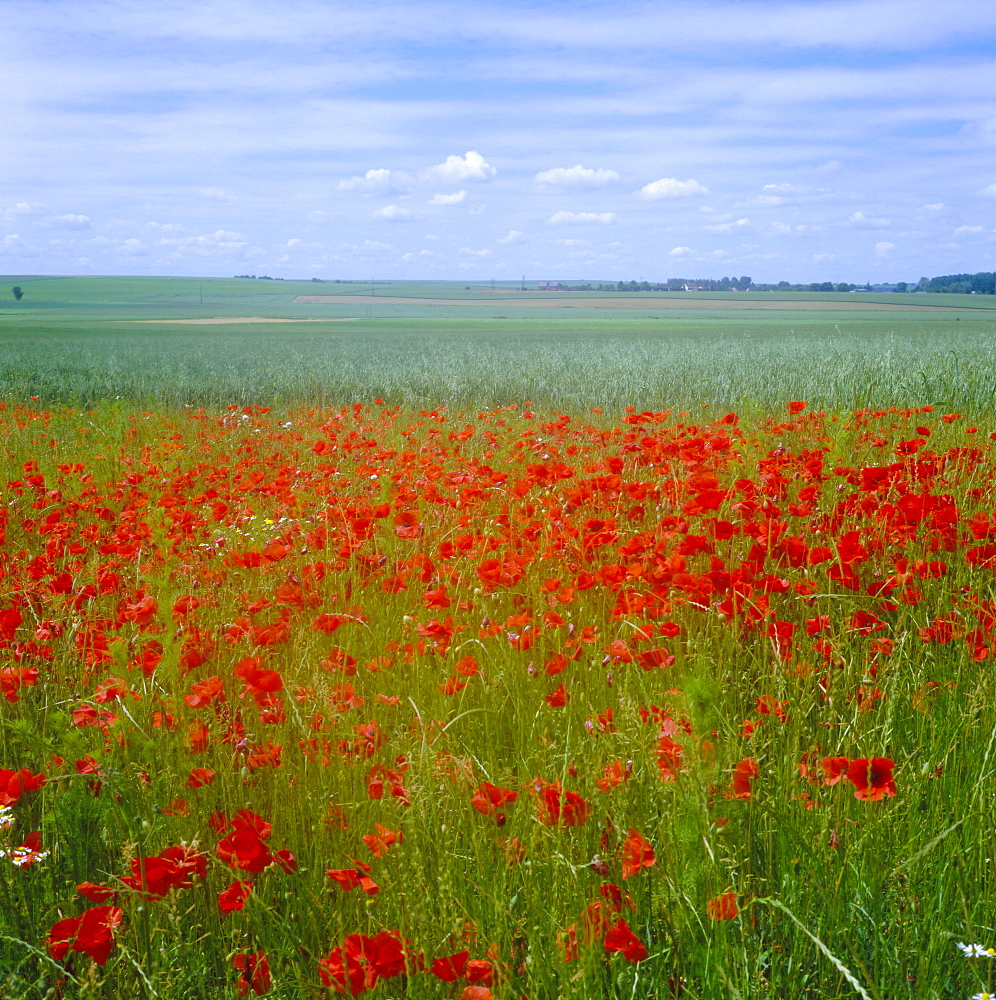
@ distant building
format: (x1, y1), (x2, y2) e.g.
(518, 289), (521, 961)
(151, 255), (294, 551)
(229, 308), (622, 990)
(538, 282), (565, 291)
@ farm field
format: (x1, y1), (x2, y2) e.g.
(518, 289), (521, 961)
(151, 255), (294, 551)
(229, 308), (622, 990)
(1, 277), (996, 998)
(1, 276), (996, 413)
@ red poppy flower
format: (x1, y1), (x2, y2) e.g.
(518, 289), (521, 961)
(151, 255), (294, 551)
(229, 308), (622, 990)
(233, 950), (271, 997)
(532, 778), (591, 827)
(218, 880), (253, 913)
(729, 757), (759, 799)
(318, 930), (410, 995)
(362, 823), (402, 857)
(470, 782), (518, 824)
(77, 882), (116, 903)
(821, 756), (850, 785)
(596, 759), (632, 792)
(602, 918), (648, 964)
(48, 905), (123, 966)
(327, 867), (380, 895)
(545, 683), (569, 707)
(707, 892), (740, 920)
(0, 767), (46, 807)
(845, 757), (896, 800)
(430, 949), (469, 982)
(620, 829), (656, 879)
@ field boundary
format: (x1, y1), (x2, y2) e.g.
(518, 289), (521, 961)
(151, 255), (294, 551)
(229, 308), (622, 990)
(293, 294), (965, 312)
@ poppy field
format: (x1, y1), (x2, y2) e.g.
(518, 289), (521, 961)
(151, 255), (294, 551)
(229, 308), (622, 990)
(2, 390), (996, 1000)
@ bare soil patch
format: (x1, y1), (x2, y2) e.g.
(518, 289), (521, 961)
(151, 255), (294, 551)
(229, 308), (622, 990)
(128, 316), (358, 325)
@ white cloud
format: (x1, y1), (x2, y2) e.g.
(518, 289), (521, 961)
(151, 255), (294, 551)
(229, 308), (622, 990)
(637, 178), (708, 199)
(848, 211), (890, 228)
(199, 187), (238, 202)
(1, 234), (29, 252)
(39, 214), (91, 230)
(874, 241), (896, 257)
(156, 230), (248, 251)
(373, 205), (410, 219)
(534, 165), (619, 186)
(922, 203), (945, 211)
(422, 151), (496, 183)
(498, 230), (524, 243)
(6, 202), (48, 217)
(546, 211), (616, 224)
(423, 233), (441, 240)
(704, 218), (749, 233)
(458, 247), (491, 257)
(981, 183), (996, 198)
(953, 225), (985, 235)
(119, 238), (148, 256)
(669, 246), (694, 256)
(339, 168), (407, 191)
(428, 190), (466, 205)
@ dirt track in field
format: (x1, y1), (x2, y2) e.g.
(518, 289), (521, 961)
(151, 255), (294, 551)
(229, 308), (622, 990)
(128, 316), (359, 324)
(293, 294), (964, 312)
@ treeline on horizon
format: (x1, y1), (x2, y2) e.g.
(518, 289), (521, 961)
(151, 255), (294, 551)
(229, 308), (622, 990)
(554, 271), (996, 293)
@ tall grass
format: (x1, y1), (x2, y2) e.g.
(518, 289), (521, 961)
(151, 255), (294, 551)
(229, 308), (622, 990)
(1, 398), (995, 998)
(1, 316), (996, 414)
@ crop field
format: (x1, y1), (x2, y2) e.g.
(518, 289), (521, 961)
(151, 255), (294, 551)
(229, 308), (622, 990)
(1, 276), (996, 414)
(1, 278), (996, 999)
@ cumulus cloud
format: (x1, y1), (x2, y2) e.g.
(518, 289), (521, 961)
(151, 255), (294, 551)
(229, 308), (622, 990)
(923, 202), (945, 211)
(1, 234), (30, 252)
(874, 241), (896, 257)
(428, 190), (466, 205)
(39, 214), (91, 230)
(156, 230), (248, 251)
(704, 217), (749, 233)
(637, 178), (708, 199)
(669, 246), (694, 256)
(339, 168), (407, 192)
(849, 211), (890, 228)
(546, 211), (616, 225)
(534, 165), (619, 186)
(422, 151), (495, 183)
(953, 225), (985, 235)
(373, 205), (410, 219)
(981, 182), (996, 198)
(458, 247), (491, 257)
(497, 230), (524, 243)
(118, 238), (148, 256)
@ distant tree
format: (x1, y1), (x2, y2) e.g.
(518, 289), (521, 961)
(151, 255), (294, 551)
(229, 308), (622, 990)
(12, 285), (23, 301)
(895, 282), (908, 293)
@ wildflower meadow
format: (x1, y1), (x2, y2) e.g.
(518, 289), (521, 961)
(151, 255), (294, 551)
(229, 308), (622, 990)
(1, 389), (995, 999)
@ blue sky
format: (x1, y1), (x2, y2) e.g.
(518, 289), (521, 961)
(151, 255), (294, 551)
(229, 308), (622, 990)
(3, 0), (996, 283)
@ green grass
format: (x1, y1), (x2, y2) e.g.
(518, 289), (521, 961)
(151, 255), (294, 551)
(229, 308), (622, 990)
(1, 277), (995, 414)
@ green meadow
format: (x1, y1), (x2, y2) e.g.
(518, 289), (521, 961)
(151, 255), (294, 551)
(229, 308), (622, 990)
(2, 276), (996, 999)
(2, 276), (995, 413)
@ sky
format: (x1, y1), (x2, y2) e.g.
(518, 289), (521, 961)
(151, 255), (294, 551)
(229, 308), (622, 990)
(3, 0), (996, 284)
